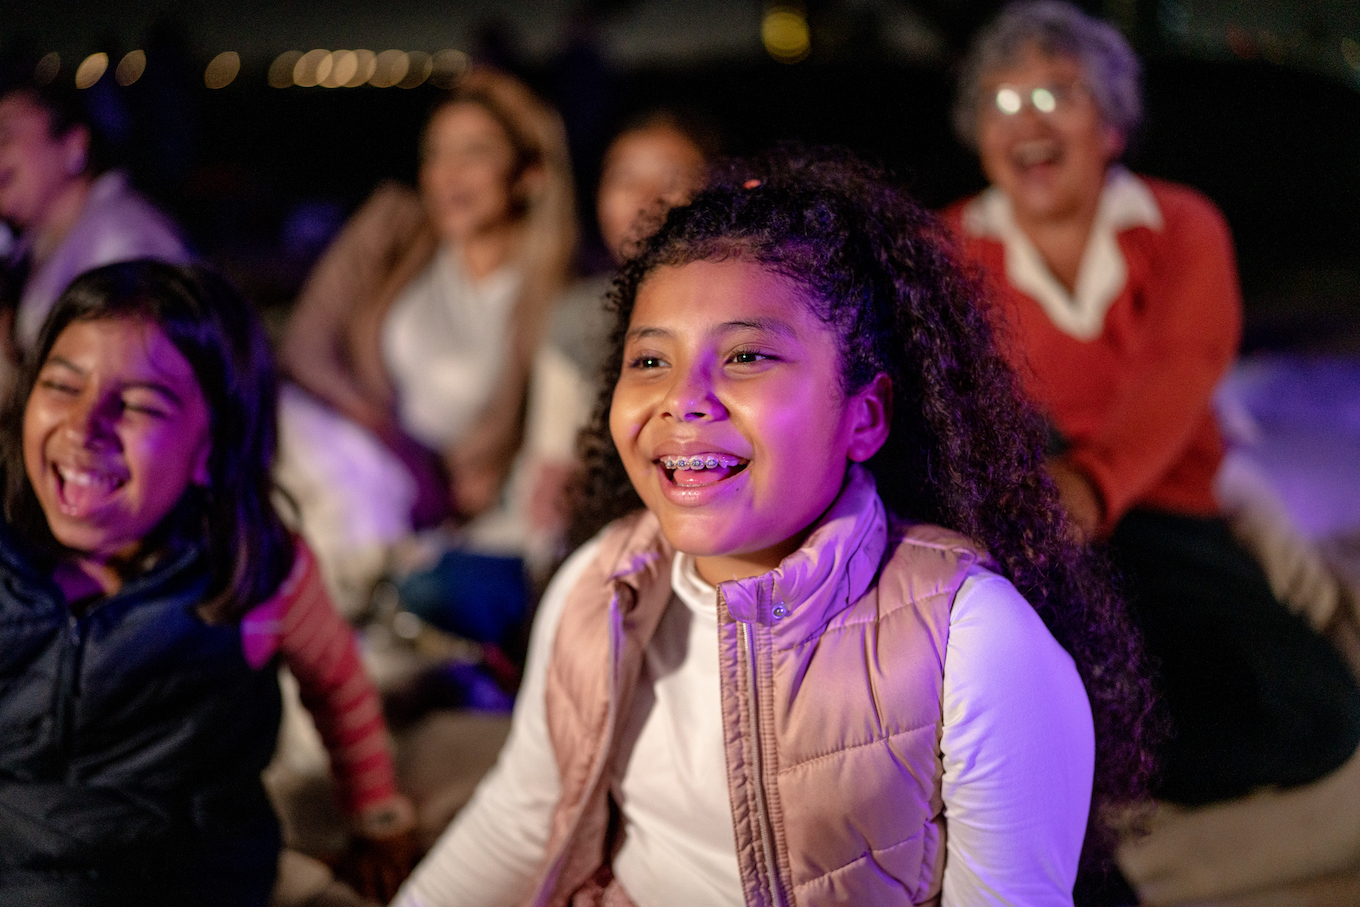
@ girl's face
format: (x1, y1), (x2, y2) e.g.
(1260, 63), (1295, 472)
(596, 125), (705, 261)
(420, 101), (526, 244)
(0, 92), (88, 230)
(610, 259), (890, 584)
(23, 317), (212, 570)
(975, 46), (1122, 227)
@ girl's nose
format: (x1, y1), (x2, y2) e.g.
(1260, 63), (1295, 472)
(64, 394), (117, 447)
(664, 363), (724, 422)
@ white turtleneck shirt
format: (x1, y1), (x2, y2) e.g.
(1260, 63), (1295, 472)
(395, 535), (1094, 907)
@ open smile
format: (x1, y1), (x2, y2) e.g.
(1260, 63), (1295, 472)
(1010, 138), (1063, 173)
(656, 452), (749, 489)
(52, 462), (128, 517)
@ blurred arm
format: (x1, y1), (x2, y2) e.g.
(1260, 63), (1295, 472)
(271, 540), (403, 817)
(280, 184), (430, 437)
(941, 570), (1095, 906)
(1067, 190), (1241, 533)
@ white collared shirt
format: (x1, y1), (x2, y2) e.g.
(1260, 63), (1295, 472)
(960, 167), (1163, 341)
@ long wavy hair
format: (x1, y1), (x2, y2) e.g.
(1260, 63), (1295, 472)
(421, 67), (578, 509)
(1, 260), (293, 623)
(568, 148), (1159, 860)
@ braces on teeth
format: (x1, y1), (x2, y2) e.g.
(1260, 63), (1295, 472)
(662, 454), (743, 471)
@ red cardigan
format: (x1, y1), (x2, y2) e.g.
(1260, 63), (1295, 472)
(943, 176), (1241, 534)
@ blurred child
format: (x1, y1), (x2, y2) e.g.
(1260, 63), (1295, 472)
(0, 260), (412, 905)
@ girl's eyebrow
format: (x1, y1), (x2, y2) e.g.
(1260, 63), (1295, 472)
(716, 317), (796, 339)
(624, 325), (671, 343)
(624, 318), (797, 343)
(44, 356), (86, 375)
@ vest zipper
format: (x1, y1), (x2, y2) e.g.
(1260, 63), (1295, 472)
(739, 617), (787, 907)
(57, 613), (84, 771)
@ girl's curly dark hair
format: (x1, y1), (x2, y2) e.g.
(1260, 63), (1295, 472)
(567, 146), (1159, 863)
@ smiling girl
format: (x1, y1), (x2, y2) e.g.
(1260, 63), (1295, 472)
(0, 261), (412, 906)
(395, 151), (1157, 907)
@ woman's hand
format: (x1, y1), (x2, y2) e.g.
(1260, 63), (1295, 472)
(374, 426), (453, 529)
(450, 464), (504, 521)
(1047, 459), (1103, 542)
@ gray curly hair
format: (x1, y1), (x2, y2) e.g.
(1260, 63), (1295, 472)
(952, 0), (1142, 150)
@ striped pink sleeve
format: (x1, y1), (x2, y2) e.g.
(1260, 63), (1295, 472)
(272, 540), (400, 815)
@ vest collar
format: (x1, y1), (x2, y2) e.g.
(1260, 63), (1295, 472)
(718, 465), (887, 647)
(961, 166), (1162, 340)
(605, 512), (670, 582)
(601, 466), (888, 646)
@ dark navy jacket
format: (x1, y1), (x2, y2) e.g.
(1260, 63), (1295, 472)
(0, 520), (283, 906)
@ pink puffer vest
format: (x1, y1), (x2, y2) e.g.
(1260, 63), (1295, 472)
(528, 468), (990, 906)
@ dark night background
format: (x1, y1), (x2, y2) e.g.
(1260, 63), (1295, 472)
(3, 0), (1359, 352)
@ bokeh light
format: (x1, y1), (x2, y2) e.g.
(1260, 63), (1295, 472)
(75, 53), (109, 89)
(34, 53), (61, 86)
(115, 50), (146, 86)
(293, 49), (332, 88)
(322, 50), (357, 88)
(430, 49), (469, 89)
(1343, 37), (1360, 72)
(204, 51), (240, 89)
(762, 5), (810, 64)
(346, 49), (377, 87)
(398, 51), (432, 88)
(370, 50), (408, 88)
(269, 51), (303, 88)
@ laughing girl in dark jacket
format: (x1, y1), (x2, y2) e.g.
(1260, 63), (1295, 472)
(0, 261), (412, 906)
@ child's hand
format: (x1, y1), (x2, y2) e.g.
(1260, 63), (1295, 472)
(336, 794), (420, 902)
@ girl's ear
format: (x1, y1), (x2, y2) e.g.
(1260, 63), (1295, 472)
(846, 372), (892, 463)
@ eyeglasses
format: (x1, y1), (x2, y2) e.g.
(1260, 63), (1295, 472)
(988, 82), (1089, 118)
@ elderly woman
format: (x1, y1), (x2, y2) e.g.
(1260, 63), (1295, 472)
(276, 68), (575, 610)
(0, 80), (187, 395)
(945, 2), (1360, 901)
